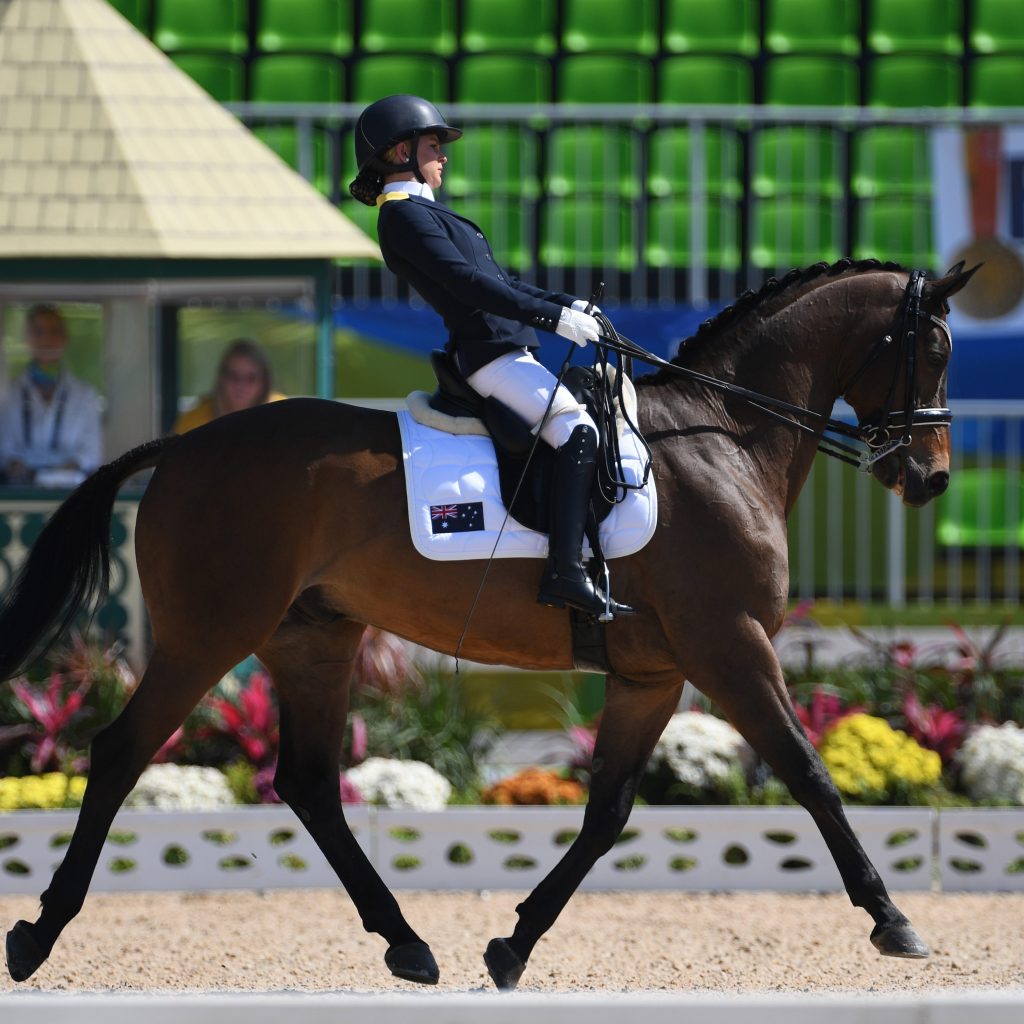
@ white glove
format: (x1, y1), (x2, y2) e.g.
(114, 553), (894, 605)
(556, 306), (601, 347)
(571, 298), (602, 315)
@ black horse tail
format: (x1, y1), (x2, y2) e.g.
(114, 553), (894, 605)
(0, 437), (174, 682)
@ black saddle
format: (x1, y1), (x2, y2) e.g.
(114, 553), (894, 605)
(426, 349), (616, 535)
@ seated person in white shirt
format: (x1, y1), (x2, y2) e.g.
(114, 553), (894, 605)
(1, 304), (102, 486)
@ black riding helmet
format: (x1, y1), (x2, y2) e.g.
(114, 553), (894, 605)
(349, 94), (462, 206)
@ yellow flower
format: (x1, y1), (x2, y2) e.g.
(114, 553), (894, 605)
(820, 714), (941, 802)
(0, 774), (89, 811)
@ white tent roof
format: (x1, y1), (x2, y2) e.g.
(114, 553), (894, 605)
(0, 0), (380, 260)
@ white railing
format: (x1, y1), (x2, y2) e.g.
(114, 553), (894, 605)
(791, 400), (1024, 605)
(3, 806), (1023, 894)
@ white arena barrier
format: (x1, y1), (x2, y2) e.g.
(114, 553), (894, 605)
(0, 805), (955, 894)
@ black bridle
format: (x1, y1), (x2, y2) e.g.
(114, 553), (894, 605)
(594, 270), (953, 473)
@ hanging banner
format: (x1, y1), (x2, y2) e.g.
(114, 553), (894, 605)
(932, 125), (1024, 327)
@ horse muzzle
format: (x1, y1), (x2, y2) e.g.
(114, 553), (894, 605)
(872, 451), (950, 507)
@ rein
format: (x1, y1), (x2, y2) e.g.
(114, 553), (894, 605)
(593, 270), (953, 473)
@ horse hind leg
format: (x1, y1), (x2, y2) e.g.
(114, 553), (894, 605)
(258, 617), (439, 985)
(5, 650), (224, 982)
(691, 619), (928, 960)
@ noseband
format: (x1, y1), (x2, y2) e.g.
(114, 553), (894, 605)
(591, 269), (953, 473)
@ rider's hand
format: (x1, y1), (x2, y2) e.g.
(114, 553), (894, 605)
(571, 298), (602, 316)
(556, 306), (601, 347)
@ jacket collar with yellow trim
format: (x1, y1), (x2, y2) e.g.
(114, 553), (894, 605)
(377, 192), (483, 232)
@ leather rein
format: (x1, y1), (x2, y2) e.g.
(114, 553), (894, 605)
(593, 270), (953, 473)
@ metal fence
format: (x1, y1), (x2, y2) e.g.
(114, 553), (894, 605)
(790, 401), (1024, 605)
(227, 102), (1024, 305)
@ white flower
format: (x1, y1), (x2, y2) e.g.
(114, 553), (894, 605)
(126, 764), (236, 811)
(344, 757), (451, 811)
(647, 712), (748, 791)
(956, 723), (1024, 804)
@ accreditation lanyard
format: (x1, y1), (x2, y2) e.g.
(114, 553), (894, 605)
(21, 380), (68, 452)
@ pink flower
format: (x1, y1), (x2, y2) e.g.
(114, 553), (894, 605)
(12, 672), (90, 773)
(208, 671), (279, 768)
(350, 712), (367, 764)
(794, 687), (860, 748)
(902, 690), (966, 763)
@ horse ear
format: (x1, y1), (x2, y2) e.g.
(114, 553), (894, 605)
(923, 263), (983, 304)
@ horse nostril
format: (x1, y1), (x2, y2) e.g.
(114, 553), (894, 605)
(928, 471), (949, 496)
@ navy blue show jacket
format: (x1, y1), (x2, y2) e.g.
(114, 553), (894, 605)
(376, 193), (577, 375)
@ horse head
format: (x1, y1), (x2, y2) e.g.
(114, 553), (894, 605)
(842, 262), (979, 507)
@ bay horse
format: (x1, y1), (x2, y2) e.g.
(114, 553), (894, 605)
(1, 259), (975, 989)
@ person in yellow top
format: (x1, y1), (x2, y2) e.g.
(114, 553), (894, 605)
(173, 339), (286, 434)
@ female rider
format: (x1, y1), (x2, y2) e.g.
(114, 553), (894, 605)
(350, 94), (631, 619)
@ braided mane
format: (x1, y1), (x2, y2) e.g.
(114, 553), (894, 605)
(664, 258), (906, 370)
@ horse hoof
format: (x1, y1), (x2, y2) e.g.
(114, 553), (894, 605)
(6, 920), (47, 982)
(870, 922), (930, 959)
(385, 941), (439, 985)
(483, 937), (526, 991)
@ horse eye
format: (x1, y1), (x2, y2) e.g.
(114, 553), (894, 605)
(926, 349), (947, 369)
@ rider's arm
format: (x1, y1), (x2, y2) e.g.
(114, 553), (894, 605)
(506, 276), (577, 308)
(379, 201), (564, 328)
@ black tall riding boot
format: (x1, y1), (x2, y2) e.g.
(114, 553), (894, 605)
(536, 425), (633, 619)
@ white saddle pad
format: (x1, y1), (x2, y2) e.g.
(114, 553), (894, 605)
(397, 404), (657, 562)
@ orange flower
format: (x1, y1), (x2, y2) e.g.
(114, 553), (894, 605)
(482, 767), (584, 805)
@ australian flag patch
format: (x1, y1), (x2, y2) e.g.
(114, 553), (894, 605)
(429, 502), (484, 534)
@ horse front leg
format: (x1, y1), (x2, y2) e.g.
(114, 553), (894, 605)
(691, 616), (929, 960)
(484, 675), (683, 990)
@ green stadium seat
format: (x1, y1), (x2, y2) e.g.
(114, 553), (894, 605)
(359, 0), (456, 56)
(256, 0), (352, 55)
(751, 127), (844, 199)
(663, 0), (759, 57)
(562, 0), (658, 55)
(107, 0), (149, 32)
(442, 127), (540, 198)
(250, 55), (343, 102)
(170, 53), (245, 102)
(645, 199), (741, 270)
(456, 55), (553, 104)
(971, 0), (1024, 54)
(868, 56), (962, 107)
(154, 0), (247, 54)
(558, 55), (654, 105)
(750, 198), (843, 269)
(969, 57), (1024, 107)
(765, 0), (860, 55)
(540, 198), (637, 270)
(457, 199), (533, 270)
(659, 56), (754, 105)
(647, 128), (743, 199)
(546, 127), (642, 200)
(867, 0), (963, 55)
(936, 469), (1024, 548)
(352, 56), (448, 104)
(763, 57), (860, 106)
(851, 127), (932, 198)
(461, 0), (556, 55)
(854, 198), (935, 267)
(339, 200), (379, 244)
(254, 124), (332, 196)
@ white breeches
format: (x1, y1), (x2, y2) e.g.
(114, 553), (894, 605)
(466, 348), (596, 450)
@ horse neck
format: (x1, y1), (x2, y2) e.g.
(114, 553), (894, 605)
(658, 274), (891, 515)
